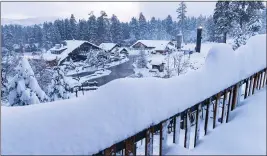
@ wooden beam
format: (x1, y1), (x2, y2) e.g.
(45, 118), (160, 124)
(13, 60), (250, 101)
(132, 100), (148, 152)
(145, 127), (153, 156)
(221, 90), (228, 124)
(204, 99), (210, 135)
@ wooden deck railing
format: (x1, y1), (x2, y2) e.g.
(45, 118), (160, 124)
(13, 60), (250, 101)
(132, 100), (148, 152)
(93, 68), (267, 156)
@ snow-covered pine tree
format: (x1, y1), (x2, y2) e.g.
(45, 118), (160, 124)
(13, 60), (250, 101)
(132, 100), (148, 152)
(48, 66), (70, 101)
(29, 55), (53, 93)
(139, 12), (148, 39)
(176, 2), (187, 42)
(165, 15), (174, 36)
(85, 50), (99, 67)
(88, 13), (98, 43)
(129, 17), (140, 40)
(213, 1), (235, 43)
(8, 58), (49, 106)
(137, 50), (147, 68)
(97, 11), (109, 44)
(70, 14), (77, 40)
(149, 17), (157, 40)
(110, 14), (123, 43)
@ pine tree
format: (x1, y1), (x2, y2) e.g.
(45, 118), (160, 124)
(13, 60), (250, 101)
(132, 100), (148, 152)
(48, 66), (70, 101)
(110, 14), (123, 43)
(8, 58), (49, 106)
(88, 14), (98, 43)
(129, 17), (140, 40)
(176, 2), (187, 42)
(149, 17), (157, 39)
(77, 19), (88, 40)
(70, 14), (77, 40)
(165, 15), (174, 36)
(139, 12), (148, 39)
(213, 1), (235, 43)
(97, 11), (108, 44)
(64, 19), (72, 40)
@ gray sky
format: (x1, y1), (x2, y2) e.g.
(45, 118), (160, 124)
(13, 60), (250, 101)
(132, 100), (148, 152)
(1, 1), (216, 22)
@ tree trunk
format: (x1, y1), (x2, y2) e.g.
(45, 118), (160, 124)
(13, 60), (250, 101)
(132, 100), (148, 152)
(223, 32), (227, 43)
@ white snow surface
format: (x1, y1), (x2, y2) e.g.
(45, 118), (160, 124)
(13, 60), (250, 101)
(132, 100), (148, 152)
(99, 43), (117, 51)
(131, 40), (173, 51)
(167, 88), (266, 155)
(1, 35), (266, 155)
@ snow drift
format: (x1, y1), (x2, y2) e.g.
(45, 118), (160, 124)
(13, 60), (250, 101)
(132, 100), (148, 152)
(1, 35), (266, 155)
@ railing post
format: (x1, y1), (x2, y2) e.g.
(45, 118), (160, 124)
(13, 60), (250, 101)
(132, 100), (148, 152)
(213, 93), (220, 128)
(185, 109), (191, 149)
(258, 71), (263, 90)
(204, 99), (210, 135)
(221, 90), (228, 124)
(159, 120), (169, 155)
(104, 145), (116, 156)
(248, 76), (253, 97)
(264, 69), (267, 87)
(244, 78), (249, 99)
(125, 136), (136, 156)
(145, 127), (153, 156)
(173, 114), (181, 144)
(252, 74), (257, 95)
(231, 84), (238, 111)
(194, 103), (201, 147)
(226, 87), (233, 123)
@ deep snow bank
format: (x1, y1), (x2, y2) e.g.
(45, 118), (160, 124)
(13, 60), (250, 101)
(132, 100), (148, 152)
(1, 35), (266, 155)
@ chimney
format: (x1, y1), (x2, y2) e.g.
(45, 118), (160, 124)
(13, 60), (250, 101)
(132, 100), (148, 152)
(176, 32), (182, 50)
(195, 26), (202, 53)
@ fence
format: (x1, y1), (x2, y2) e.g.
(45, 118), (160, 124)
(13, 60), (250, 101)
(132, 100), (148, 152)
(93, 68), (267, 156)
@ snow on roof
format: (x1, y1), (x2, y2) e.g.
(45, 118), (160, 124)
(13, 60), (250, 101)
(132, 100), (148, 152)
(99, 43), (117, 51)
(43, 40), (100, 64)
(1, 35), (266, 155)
(131, 40), (172, 51)
(149, 55), (166, 65)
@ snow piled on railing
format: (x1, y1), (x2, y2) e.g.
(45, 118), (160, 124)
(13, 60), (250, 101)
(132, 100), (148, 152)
(1, 34), (266, 155)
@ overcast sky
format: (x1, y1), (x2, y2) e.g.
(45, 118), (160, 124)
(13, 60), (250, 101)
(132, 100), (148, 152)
(1, 1), (216, 22)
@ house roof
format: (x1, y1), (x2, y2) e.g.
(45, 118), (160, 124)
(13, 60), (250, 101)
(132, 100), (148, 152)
(43, 40), (100, 65)
(99, 43), (118, 51)
(131, 40), (172, 51)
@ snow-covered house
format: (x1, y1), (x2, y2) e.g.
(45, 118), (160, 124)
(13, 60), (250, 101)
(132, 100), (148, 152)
(43, 40), (102, 66)
(99, 43), (119, 52)
(130, 40), (175, 55)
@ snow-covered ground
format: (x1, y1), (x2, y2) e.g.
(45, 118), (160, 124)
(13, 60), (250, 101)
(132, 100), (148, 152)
(66, 57), (129, 76)
(65, 69), (111, 88)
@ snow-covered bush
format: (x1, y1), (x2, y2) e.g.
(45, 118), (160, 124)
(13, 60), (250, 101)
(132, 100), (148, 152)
(29, 56), (53, 93)
(7, 58), (49, 106)
(47, 66), (70, 101)
(136, 50), (147, 68)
